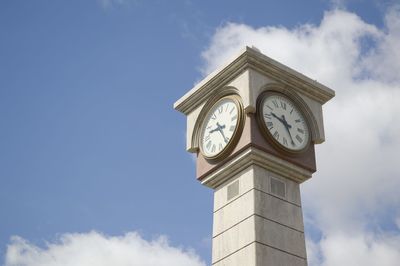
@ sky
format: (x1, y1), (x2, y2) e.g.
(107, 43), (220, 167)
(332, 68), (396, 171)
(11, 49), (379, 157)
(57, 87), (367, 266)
(1, 0), (400, 265)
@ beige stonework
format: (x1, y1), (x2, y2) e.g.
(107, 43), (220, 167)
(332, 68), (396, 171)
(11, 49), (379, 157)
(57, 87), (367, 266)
(174, 47), (334, 266)
(174, 46), (334, 152)
(211, 165), (306, 265)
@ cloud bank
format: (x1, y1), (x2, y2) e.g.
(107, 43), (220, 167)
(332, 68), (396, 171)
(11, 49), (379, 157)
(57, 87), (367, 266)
(201, 7), (400, 266)
(5, 231), (205, 266)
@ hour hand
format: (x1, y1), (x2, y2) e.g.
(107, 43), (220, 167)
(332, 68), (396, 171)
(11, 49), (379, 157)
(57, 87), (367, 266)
(216, 122), (225, 130)
(270, 112), (280, 121)
(281, 115), (292, 129)
(209, 122), (226, 134)
(271, 112), (285, 125)
(209, 128), (219, 134)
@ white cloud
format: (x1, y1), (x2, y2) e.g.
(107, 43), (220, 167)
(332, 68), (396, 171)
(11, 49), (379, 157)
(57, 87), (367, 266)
(314, 232), (400, 266)
(201, 6), (400, 266)
(306, 237), (323, 266)
(5, 231), (205, 266)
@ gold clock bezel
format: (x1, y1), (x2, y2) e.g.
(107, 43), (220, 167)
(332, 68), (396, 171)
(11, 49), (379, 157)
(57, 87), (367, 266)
(199, 94), (245, 162)
(257, 90), (311, 154)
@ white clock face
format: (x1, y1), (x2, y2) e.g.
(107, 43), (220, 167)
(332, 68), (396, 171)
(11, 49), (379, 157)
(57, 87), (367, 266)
(200, 97), (241, 158)
(261, 94), (310, 151)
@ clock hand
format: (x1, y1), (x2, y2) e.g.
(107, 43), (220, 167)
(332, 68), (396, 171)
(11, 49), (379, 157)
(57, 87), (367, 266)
(209, 122), (226, 134)
(271, 112), (287, 125)
(217, 128), (228, 143)
(216, 122), (226, 130)
(271, 112), (295, 145)
(208, 123), (228, 143)
(281, 115), (295, 145)
(271, 113), (293, 130)
(216, 122), (228, 143)
(271, 112), (294, 144)
(281, 115), (292, 129)
(209, 128), (219, 134)
(271, 113), (292, 131)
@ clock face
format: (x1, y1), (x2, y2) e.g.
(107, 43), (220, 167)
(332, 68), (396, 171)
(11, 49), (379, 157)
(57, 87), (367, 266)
(260, 93), (310, 152)
(200, 96), (242, 159)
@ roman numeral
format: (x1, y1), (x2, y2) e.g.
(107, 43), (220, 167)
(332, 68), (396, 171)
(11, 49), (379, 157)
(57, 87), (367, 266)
(205, 135), (210, 142)
(206, 141), (212, 150)
(264, 113), (272, 119)
(230, 107), (235, 114)
(266, 121), (273, 129)
(280, 101), (286, 110)
(273, 131), (279, 140)
(296, 135), (303, 143)
(272, 100), (279, 108)
(211, 144), (216, 152)
(229, 125), (235, 131)
(219, 143), (223, 151)
(218, 106), (223, 114)
(266, 105), (273, 111)
(283, 137), (288, 146)
(297, 128), (304, 134)
(231, 115), (237, 121)
(290, 108), (294, 114)
(295, 119), (301, 123)
(211, 113), (217, 120)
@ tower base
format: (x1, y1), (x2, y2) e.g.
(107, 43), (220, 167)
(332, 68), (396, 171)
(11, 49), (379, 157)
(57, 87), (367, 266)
(211, 164), (307, 266)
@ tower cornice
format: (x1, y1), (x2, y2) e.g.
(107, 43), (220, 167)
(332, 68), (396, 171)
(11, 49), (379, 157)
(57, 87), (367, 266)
(174, 46), (335, 115)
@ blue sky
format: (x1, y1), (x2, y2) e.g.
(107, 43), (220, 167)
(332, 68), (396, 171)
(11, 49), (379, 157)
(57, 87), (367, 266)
(1, 1), (400, 265)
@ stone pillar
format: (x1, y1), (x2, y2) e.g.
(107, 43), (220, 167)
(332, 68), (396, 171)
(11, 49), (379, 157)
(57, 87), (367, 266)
(212, 165), (307, 266)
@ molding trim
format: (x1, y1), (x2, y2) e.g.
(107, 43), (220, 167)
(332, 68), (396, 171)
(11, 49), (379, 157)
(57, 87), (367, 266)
(199, 146), (313, 189)
(174, 46), (335, 115)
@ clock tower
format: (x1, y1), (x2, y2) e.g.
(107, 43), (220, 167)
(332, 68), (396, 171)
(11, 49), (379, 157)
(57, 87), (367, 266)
(174, 47), (334, 266)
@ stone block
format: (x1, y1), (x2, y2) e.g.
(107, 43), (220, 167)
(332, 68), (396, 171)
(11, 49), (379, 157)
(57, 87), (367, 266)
(212, 243), (256, 266)
(255, 242), (307, 266)
(253, 165), (302, 206)
(254, 215), (306, 258)
(213, 166), (255, 211)
(213, 189), (255, 236)
(212, 216), (255, 263)
(254, 189), (304, 232)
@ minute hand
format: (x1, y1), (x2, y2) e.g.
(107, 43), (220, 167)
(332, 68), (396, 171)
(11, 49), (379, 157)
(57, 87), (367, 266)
(271, 112), (295, 145)
(216, 122), (228, 143)
(281, 115), (295, 145)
